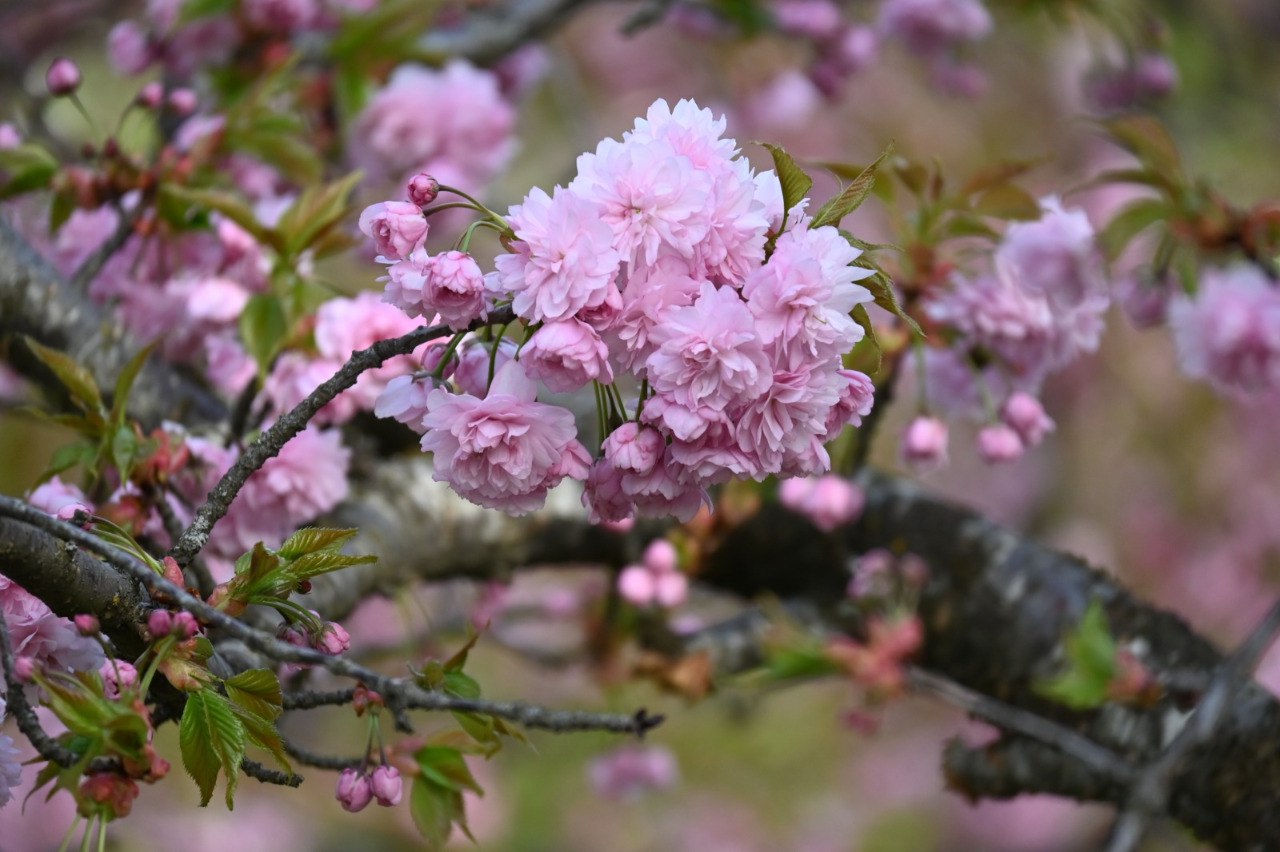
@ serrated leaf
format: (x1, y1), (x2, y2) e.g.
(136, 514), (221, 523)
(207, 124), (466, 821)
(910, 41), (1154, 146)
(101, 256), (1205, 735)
(279, 550), (376, 582)
(973, 183), (1042, 220)
(812, 143), (894, 229)
(1098, 199), (1170, 260)
(239, 293), (287, 376)
(761, 144), (813, 221)
(22, 337), (104, 417)
(277, 527), (360, 560)
(1104, 115), (1181, 177)
(860, 269), (923, 338)
(230, 704), (292, 774)
(180, 690), (247, 808)
(1035, 599), (1117, 711)
(225, 669), (283, 721)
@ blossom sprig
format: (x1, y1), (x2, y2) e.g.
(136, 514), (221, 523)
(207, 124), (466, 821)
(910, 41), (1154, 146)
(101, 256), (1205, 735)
(366, 98), (885, 522)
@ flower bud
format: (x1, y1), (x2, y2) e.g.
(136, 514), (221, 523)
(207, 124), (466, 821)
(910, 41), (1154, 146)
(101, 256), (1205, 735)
(406, 172), (440, 208)
(314, 621), (350, 656)
(358, 201), (428, 261)
(1000, 393), (1055, 447)
(136, 81), (163, 109)
(13, 655), (36, 682)
(603, 423), (664, 476)
(977, 423), (1025, 464)
(901, 416), (949, 471)
(617, 565), (654, 606)
(335, 768), (372, 813)
(370, 765), (403, 806)
(46, 58), (82, 97)
(642, 539), (678, 575)
(74, 614), (100, 636)
(147, 609), (173, 639)
(172, 611), (199, 639)
(167, 88), (198, 116)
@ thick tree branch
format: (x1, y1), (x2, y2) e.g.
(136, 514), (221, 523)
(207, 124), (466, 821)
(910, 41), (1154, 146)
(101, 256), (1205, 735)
(421, 0), (605, 64)
(0, 217), (225, 428)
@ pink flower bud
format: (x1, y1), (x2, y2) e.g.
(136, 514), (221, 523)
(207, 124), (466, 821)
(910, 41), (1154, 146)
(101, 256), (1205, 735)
(136, 82), (164, 109)
(1135, 53), (1178, 99)
(79, 773), (139, 819)
(603, 423), (664, 476)
(13, 655), (36, 682)
(358, 201), (428, 262)
(1000, 393), (1055, 447)
(901, 416), (949, 471)
(369, 765), (403, 806)
(147, 610), (173, 639)
(652, 571), (688, 609)
(642, 539), (678, 575)
(419, 251), (489, 331)
(172, 611), (199, 639)
(74, 614), (100, 636)
(99, 660), (139, 699)
(335, 768), (372, 813)
(406, 173), (440, 207)
(108, 22), (154, 75)
(315, 621), (350, 656)
(780, 475), (864, 532)
(0, 122), (20, 149)
(977, 424), (1025, 464)
(617, 565), (655, 606)
(167, 88), (198, 116)
(46, 58), (81, 97)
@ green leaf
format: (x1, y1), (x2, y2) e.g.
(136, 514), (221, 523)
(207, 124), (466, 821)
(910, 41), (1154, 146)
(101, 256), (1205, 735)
(1104, 115), (1181, 177)
(410, 777), (462, 851)
(40, 440), (96, 483)
(49, 190), (76, 234)
(972, 183), (1042, 220)
(442, 670), (481, 700)
(278, 550), (376, 583)
(22, 337), (104, 418)
(1098, 199), (1171, 260)
(239, 293), (288, 376)
(110, 343), (157, 426)
(230, 704), (292, 774)
(761, 144), (813, 222)
(111, 424), (140, 481)
(275, 171), (363, 259)
(859, 267), (923, 337)
(157, 184), (279, 250)
(443, 630), (482, 673)
(1036, 599), (1118, 710)
(851, 304), (882, 374)
(225, 669), (283, 721)
(180, 689), (247, 808)
(416, 747), (482, 794)
(811, 143), (894, 229)
(0, 144), (58, 198)
(767, 647), (842, 682)
(277, 527), (359, 559)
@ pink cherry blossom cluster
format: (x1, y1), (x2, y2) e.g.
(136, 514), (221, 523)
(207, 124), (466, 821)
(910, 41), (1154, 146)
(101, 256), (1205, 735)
(1169, 264), (1280, 397)
(107, 0), (381, 77)
(351, 61), (516, 198)
(366, 99), (879, 520)
(587, 744), (679, 801)
(907, 196), (1100, 469)
(618, 540), (688, 609)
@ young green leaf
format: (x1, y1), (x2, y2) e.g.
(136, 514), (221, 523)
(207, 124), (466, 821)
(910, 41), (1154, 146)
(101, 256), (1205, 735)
(239, 293), (288, 376)
(1036, 599), (1118, 710)
(811, 143), (894, 229)
(180, 689), (248, 808)
(277, 527), (360, 560)
(761, 144), (813, 221)
(225, 669), (284, 721)
(22, 337), (104, 418)
(1098, 199), (1171, 260)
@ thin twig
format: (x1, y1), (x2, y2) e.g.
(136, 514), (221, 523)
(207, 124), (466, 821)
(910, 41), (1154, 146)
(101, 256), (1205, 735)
(0, 496), (660, 739)
(0, 607), (79, 768)
(908, 667), (1134, 786)
(1105, 596), (1280, 852)
(283, 740), (362, 771)
(167, 307), (514, 568)
(241, 757), (302, 787)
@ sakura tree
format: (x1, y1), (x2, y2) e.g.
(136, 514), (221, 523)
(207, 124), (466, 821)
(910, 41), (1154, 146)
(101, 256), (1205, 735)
(1, 0), (1279, 849)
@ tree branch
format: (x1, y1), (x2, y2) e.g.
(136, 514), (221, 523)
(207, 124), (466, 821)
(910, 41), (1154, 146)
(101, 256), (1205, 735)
(421, 0), (605, 64)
